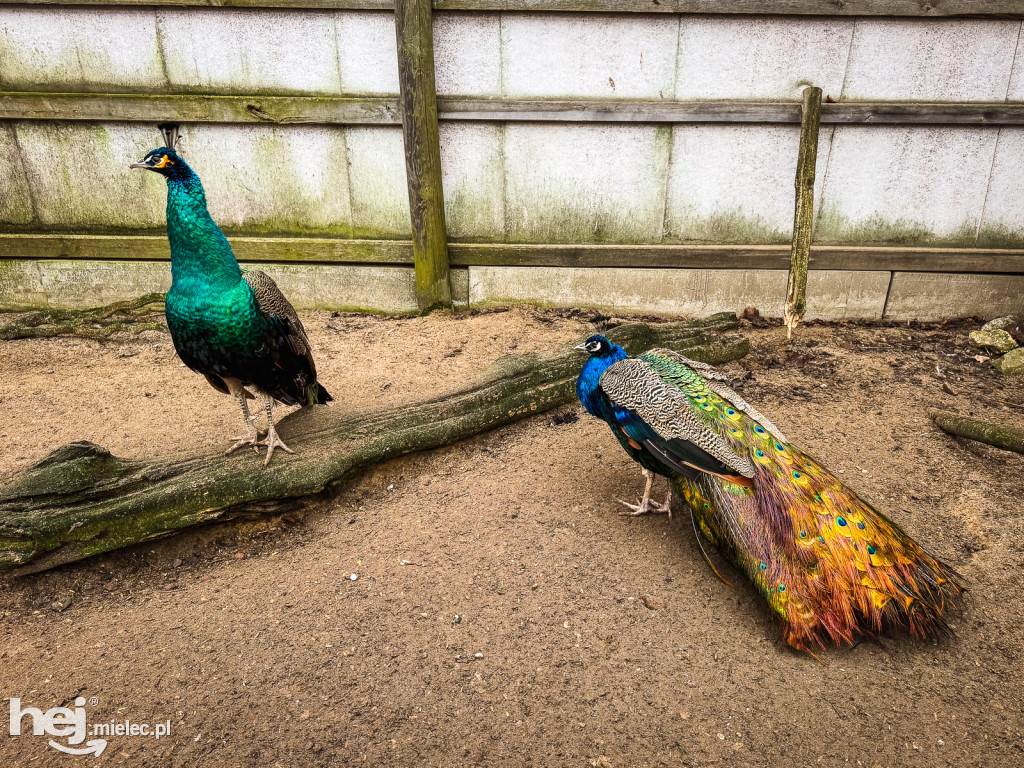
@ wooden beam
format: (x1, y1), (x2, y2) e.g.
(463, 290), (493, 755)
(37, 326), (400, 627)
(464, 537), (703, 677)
(3, 235), (1023, 274)
(4, 93), (1024, 126)
(784, 86), (822, 338)
(1, 0), (1020, 17)
(0, 93), (400, 125)
(395, 0), (452, 311)
(0, 234), (414, 264)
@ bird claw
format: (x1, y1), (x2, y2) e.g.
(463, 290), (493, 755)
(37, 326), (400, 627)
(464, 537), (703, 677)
(225, 430), (262, 455)
(259, 428), (295, 467)
(617, 497), (672, 517)
(649, 497), (673, 519)
(618, 498), (654, 516)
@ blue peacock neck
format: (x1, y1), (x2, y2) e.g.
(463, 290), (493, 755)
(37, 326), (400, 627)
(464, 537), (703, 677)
(576, 345), (627, 417)
(164, 167), (242, 293)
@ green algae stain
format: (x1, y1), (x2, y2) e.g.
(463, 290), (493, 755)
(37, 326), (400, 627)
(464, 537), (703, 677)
(814, 208), (981, 248)
(667, 208), (790, 245)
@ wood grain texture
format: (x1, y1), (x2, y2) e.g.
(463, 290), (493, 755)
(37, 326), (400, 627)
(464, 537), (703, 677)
(2, 0), (1020, 16)
(2, 235), (1023, 273)
(0, 93), (401, 125)
(784, 86), (821, 336)
(396, 0), (452, 311)
(3, 94), (1024, 126)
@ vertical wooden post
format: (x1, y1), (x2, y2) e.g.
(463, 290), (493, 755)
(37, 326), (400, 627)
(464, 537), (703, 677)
(784, 86), (822, 339)
(395, 0), (452, 312)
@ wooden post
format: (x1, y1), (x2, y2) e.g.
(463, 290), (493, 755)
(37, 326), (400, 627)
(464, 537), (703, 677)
(784, 86), (822, 339)
(395, 0), (452, 312)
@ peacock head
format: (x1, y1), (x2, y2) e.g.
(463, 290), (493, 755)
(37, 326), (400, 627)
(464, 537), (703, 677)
(129, 123), (194, 181)
(130, 147), (189, 178)
(575, 335), (616, 358)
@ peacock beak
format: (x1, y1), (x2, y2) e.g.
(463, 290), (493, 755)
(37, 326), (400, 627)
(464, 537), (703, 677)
(574, 343), (587, 350)
(129, 160), (149, 170)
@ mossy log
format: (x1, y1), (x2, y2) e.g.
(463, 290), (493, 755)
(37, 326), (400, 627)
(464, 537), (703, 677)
(0, 293), (167, 340)
(930, 410), (1024, 455)
(0, 314), (748, 576)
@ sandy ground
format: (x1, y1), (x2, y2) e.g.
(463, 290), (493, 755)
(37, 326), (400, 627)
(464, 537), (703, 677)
(1, 307), (1023, 768)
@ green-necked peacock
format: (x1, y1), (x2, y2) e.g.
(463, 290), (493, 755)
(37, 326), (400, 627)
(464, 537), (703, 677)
(576, 335), (964, 652)
(131, 124), (331, 466)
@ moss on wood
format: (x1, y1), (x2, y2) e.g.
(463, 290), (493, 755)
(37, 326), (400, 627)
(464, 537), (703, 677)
(0, 292), (166, 340)
(931, 410), (1024, 455)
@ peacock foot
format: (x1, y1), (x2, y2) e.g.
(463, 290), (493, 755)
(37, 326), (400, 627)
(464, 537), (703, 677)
(225, 426), (262, 455)
(617, 497), (671, 517)
(259, 427), (295, 467)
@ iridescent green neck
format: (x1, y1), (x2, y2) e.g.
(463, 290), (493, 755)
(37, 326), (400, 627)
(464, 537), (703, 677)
(165, 171), (241, 291)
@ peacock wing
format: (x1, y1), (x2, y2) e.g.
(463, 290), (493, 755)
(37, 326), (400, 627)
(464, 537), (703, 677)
(639, 348), (787, 443)
(243, 270), (313, 361)
(598, 357), (756, 482)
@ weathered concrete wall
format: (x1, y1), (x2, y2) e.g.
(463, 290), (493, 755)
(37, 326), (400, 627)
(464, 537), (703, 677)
(0, 259), (471, 312)
(4, 119), (1023, 250)
(2, 10), (1024, 247)
(1, 8), (1023, 316)
(468, 266), (892, 320)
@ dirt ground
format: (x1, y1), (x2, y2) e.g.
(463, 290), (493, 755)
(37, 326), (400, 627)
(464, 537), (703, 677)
(2, 307), (1023, 768)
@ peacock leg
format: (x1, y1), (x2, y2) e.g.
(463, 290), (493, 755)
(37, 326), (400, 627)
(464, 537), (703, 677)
(258, 396), (295, 467)
(224, 379), (261, 455)
(618, 468), (669, 516)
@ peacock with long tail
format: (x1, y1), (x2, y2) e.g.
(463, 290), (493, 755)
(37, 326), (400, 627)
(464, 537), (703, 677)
(575, 335), (964, 652)
(131, 124), (331, 466)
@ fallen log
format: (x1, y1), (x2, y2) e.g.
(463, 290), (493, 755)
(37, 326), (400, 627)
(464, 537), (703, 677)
(0, 293), (167, 340)
(930, 410), (1024, 456)
(0, 314), (748, 576)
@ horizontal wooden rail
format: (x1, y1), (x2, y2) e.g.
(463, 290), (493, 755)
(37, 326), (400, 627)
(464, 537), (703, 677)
(0, 93), (401, 125)
(3, 93), (1024, 126)
(2, 234), (1022, 274)
(1, 0), (1021, 16)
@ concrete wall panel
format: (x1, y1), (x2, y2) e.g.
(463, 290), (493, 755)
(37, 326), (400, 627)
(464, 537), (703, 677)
(978, 129), (1024, 246)
(0, 259), (444, 312)
(469, 266), (889, 320)
(15, 123), (166, 230)
(434, 12), (501, 97)
(183, 125), (352, 235)
(1007, 36), (1024, 101)
(675, 17), (853, 101)
(0, 7), (167, 93)
(335, 11), (400, 95)
(0, 259), (170, 310)
(843, 19), (1019, 102)
(503, 123), (670, 243)
(666, 124), (831, 243)
(0, 124), (34, 226)
(440, 122), (504, 240)
(816, 126), (997, 245)
(501, 13), (679, 99)
(248, 263), (419, 312)
(344, 127), (411, 237)
(159, 9), (342, 96)
(884, 272), (1024, 321)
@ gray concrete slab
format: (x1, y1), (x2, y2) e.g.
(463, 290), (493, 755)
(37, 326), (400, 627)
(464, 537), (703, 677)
(675, 16), (853, 101)
(468, 266), (889, 320)
(885, 272), (1024, 321)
